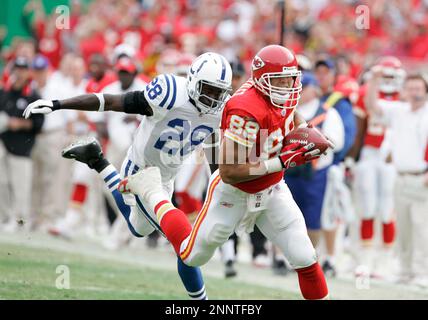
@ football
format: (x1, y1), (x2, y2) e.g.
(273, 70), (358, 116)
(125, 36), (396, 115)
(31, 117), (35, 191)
(284, 126), (331, 154)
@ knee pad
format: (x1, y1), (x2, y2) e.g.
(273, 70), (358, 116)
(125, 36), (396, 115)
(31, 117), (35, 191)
(207, 223), (234, 247)
(354, 161), (374, 190)
(183, 252), (210, 267)
(286, 230), (317, 269)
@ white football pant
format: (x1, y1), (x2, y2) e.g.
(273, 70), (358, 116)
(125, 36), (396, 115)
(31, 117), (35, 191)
(354, 146), (396, 223)
(179, 170), (317, 269)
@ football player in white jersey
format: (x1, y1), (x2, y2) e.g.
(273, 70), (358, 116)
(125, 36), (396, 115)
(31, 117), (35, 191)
(23, 52), (233, 300)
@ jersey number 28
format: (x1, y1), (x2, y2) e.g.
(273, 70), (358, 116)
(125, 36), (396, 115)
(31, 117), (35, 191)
(147, 78), (162, 100)
(154, 118), (213, 157)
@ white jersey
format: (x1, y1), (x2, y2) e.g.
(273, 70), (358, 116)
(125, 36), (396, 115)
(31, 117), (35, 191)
(377, 99), (428, 173)
(128, 74), (221, 183)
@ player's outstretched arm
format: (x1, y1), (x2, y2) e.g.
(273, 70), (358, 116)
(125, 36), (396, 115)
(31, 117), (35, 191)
(23, 91), (153, 119)
(364, 66), (384, 117)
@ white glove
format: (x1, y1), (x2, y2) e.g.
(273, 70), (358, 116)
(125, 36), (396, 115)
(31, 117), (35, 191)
(23, 99), (55, 119)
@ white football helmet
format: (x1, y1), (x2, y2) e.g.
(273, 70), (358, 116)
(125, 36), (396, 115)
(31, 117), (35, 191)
(186, 52), (232, 114)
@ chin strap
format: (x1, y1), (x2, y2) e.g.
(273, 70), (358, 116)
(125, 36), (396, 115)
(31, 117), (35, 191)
(189, 97), (202, 113)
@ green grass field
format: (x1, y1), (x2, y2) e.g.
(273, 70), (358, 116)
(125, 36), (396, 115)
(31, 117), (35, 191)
(0, 241), (299, 300)
(3, 232), (428, 300)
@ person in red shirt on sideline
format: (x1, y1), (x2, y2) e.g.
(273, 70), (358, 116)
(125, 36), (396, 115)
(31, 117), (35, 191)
(85, 54), (117, 94)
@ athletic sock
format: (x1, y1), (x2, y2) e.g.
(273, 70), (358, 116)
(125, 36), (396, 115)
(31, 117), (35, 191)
(70, 183), (88, 203)
(361, 219), (374, 243)
(296, 262), (329, 300)
(382, 221), (395, 246)
(154, 200), (192, 255)
(177, 258), (207, 300)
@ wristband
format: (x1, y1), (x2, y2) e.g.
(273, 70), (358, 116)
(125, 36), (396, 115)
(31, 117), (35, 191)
(263, 157), (283, 174)
(94, 93), (105, 112)
(52, 100), (61, 111)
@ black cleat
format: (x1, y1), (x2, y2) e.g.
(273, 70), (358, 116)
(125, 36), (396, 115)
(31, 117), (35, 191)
(322, 260), (337, 278)
(225, 260), (237, 278)
(62, 137), (106, 171)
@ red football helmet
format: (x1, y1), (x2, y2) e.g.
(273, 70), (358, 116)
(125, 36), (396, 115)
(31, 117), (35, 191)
(375, 56), (406, 94)
(251, 45), (302, 109)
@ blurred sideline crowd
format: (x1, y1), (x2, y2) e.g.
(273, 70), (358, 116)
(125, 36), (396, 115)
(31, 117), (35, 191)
(0, 0), (427, 286)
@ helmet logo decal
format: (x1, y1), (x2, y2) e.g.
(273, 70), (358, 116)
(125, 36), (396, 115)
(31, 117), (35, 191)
(219, 55), (227, 80)
(190, 60), (208, 75)
(252, 55), (265, 70)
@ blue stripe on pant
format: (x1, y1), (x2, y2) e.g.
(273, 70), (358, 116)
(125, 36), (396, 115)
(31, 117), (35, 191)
(124, 160), (163, 234)
(284, 167), (329, 230)
(108, 177), (144, 238)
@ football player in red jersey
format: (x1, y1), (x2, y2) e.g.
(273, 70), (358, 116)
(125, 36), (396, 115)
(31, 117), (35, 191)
(352, 57), (405, 276)
(122, 45), (331, 299)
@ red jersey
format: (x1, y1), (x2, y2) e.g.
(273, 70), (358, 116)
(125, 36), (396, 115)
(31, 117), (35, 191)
(354, 85), (399, 149)
(221, 82), (295, 194)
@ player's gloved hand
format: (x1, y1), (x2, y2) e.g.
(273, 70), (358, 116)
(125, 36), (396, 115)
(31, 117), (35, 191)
(23, 99), (60, 119)
(306, 122), (336, 154)
(278, 142), (321, 170)
(118, 179), (130, 193)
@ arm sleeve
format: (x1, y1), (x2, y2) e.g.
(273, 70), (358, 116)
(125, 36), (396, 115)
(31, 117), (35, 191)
(123, 91), (154, 116)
